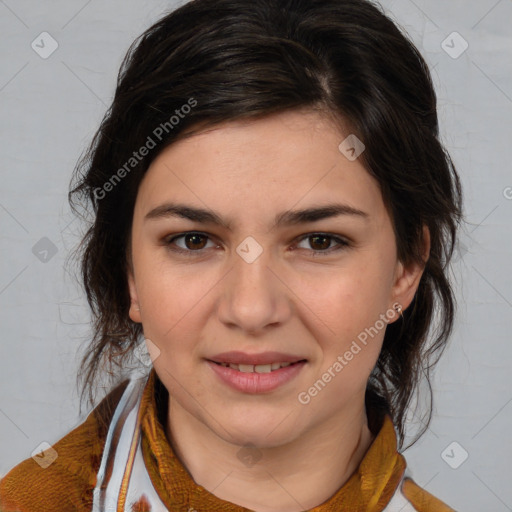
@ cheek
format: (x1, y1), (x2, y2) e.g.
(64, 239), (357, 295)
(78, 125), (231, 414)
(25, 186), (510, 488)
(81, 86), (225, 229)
(310, 271), (389, 337)
(304, 266), (391, 381)
(136, 250), (197, 312)
(135, 262), (216, 353)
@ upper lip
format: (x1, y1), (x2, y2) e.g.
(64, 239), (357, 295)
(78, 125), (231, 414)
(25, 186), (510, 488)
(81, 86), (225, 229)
(208, 351), (307, 365)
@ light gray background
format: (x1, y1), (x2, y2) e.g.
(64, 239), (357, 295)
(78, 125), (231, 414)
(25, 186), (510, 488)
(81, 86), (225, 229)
(1, 1), (511, 510)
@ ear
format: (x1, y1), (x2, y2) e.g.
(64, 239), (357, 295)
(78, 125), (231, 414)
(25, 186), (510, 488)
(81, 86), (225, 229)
(390, 225), (430, 321)
(127, 267), (142, 323)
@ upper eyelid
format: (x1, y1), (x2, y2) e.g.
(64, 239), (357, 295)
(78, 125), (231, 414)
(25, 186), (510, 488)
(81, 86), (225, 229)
(165, 231), (350, 249)
(165, 231), (348, 240)
(296, 233), (348, 243)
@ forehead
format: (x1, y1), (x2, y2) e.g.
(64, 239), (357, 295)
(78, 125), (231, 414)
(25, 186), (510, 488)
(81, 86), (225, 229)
(135, 109), (386, 227)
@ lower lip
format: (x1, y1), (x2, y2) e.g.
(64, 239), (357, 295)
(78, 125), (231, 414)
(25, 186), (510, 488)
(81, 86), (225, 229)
(206, 360), (307, 393)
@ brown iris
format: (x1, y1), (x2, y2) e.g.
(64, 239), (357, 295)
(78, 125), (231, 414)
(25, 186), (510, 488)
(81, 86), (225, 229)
(308, 235), (331, 251)
(183, 233), (208, 250)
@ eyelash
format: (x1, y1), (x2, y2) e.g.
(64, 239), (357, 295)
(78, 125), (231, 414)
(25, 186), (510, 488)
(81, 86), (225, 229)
(163, 231), (350, 257)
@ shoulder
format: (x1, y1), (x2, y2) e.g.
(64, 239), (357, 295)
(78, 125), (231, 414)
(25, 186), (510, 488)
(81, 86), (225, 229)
(401, 477), (457, 512)
(0, 379), (130, 512)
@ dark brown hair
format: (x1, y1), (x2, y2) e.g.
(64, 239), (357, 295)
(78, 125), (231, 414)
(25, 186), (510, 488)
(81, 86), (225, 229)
(69, 0), (463, 449)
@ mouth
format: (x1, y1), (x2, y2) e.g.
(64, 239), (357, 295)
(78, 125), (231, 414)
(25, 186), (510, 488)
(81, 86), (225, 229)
(208, 360), (307, 373)
(206, 358), (308, 393)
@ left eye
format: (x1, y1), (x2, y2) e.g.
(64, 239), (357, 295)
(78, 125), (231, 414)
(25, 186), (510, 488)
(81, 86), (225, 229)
(295, 234), (349, 254)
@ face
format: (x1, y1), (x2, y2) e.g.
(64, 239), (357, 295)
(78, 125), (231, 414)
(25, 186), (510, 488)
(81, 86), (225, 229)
(127, 109), (428, 448)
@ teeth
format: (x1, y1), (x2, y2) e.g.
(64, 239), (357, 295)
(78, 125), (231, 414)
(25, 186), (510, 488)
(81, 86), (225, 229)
(255, 364), (272, 373)
(216, 361), (297, 372)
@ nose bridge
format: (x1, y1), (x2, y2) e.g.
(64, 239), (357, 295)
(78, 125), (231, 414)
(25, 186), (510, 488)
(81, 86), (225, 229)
(218, 237), (288, 331)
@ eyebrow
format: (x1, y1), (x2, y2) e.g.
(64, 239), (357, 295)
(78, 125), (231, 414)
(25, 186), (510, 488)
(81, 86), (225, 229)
(144, 202), (369, 230)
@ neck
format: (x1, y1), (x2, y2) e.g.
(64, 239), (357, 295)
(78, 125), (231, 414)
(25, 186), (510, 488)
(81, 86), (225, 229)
(165, 396), (375, 512)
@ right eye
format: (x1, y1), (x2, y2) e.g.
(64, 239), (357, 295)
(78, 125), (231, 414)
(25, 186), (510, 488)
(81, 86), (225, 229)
(164, 231), (218, 256)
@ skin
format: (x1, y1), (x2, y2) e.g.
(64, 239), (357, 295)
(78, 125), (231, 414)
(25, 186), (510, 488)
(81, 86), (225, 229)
(127, 108), (430, 512)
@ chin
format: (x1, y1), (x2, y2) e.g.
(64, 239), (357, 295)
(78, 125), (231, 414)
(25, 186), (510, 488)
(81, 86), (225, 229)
(213, 409), (305, 449)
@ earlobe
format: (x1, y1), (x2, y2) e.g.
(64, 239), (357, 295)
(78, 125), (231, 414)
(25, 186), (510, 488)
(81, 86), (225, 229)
(127, 270), (142, 323)
(392, 261), (422, 311)
(390, 225), (430, 319)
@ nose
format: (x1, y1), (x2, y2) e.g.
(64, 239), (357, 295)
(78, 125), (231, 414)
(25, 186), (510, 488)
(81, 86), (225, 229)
(216, 244), (292, 335)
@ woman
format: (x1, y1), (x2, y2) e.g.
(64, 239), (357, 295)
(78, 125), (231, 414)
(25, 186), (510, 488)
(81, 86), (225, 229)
(0, 0), (463, 510)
